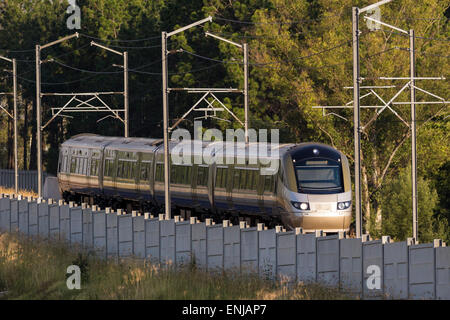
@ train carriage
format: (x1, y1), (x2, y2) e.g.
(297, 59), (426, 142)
(58, 134), (352, 232)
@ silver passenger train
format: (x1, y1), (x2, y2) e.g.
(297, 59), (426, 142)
(57, 134), (352, 232)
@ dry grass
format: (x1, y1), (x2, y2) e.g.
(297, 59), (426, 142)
(0, 187), (37, 198)
(0, 232), (356, 300)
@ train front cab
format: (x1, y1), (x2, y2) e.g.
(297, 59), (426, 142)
(279, 144), (352, 233)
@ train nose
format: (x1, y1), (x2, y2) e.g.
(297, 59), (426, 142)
(285, 213), (351, 233)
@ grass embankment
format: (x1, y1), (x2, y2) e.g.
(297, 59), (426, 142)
(0, 233), (355, 300)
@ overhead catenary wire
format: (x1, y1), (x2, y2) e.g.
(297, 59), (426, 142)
(129, 62), (224, 76)
(179, 38), (353, 67)
(79, 33), (161, 43)
(391, 31), (450, 42)
(213, 11), (343, 25)
(51, 59), (124, 74)
(395, 47), (450, 58)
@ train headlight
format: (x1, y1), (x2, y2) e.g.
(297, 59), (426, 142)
(291, 201), (310, 210)
(337, 201), (351, 210)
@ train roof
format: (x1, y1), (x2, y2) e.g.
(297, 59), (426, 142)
(61, 134), (122, 149)
(62, 134), (342, 160)
(62, 134), (163, 152)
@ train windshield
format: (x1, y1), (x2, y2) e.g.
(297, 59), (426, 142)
(295, 159), (343, 194)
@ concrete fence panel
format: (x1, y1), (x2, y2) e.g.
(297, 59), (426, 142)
(10, 197), (18, 233)
(28, 200), (38, 236)
(160, 219), (176, 265)
(317, 234), (341, 287)
(258, 228), (276, 280)
(145, 217), (160, 264)
(409, 241), (440, 299)
(296, 232), (318, 283)
(59, 202), (71, 242)
(69, 204), (83, 245)
(118, 212), (133, 258)
(277, 231), (297, 281)
(18, 198), (30, 234)
(132, 213), (145, 259)
(206, 223), (224, 271)
(191, 221), (207, 268)
(241, 226), (258, 273)
(224, 224), (240, 271)
(82, 205), (94, 248)
(92, 208), (107, 257)
(106, 210), (118, 258)
(48, 200), (60, 239)
(37, 199), (50, 239)
(363, 239), (384, 299)
(0, 197), (11, 232)
(175, 219), (191, 266)
(436, 246), (450, 300)
(384, 240), (411, 299)
(340, 238), (363, 294)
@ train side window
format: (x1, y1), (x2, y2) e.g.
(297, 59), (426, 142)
(130, 162), (137, 180)
(215, 168), (222, 188)
(63, 156), (68, 173)
(239, 170), (247, 190)
(123, 161), (130, 179)
(79, 158), (82, 175)
(197, 166), (208, 187)
(104, 159), (115, 177)
(264, 175), (274, 193)
(83, 158), (88, 175)
(216, 167), (227, 189)
(233, 169), (240, 190)
(170, 165), (177, 183)
(232, 169), (258, 191)
(155, 163), (163, 182)
(247, 170), (258, 190)
(140, 162), (150, 182)
(184, 166), (192, 185)
(70, 158), (75, 173)
(90, 159), (99, 176)
(75, 157), (81, 175)
(119, 161), (124, 178)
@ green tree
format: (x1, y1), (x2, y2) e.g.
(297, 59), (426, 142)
(380, 166), (448, 243)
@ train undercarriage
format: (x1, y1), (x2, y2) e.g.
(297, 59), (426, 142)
(62, 190), (284, 229)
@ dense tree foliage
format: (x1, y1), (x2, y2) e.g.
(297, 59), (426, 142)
(0, 0), (448, 241)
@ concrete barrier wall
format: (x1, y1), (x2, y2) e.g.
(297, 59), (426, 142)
(0, 194), (448, 300)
